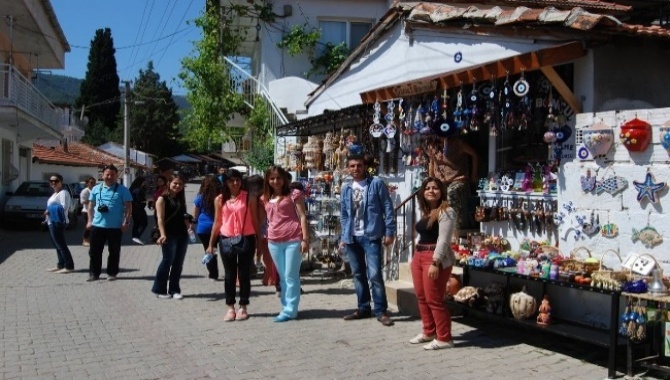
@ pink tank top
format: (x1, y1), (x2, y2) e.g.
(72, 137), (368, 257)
(219, 190), (255, 237)
(264, 192), (303, 243)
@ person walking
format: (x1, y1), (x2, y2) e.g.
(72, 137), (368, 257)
(340, 154), (396, 326)
(152, 175), (191, 299)
(409, 177), (457, 350)
(80, 177), (96, 247)
(192, 175), (220, 280)
(262, 166), (309, 322)
(129, 177), (148, 245)
(45, 174), (74, 273)
(206, 169), (258, 321)
(86, 164), (132, 282)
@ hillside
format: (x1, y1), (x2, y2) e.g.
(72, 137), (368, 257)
(34, 73), (189, 109)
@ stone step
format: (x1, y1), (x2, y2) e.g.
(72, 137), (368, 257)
(385, 280), (418, 317)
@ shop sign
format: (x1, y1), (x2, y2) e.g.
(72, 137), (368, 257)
(392, 80), (438, 97)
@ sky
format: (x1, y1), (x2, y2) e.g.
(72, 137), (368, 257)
(50, 0), (204, 95)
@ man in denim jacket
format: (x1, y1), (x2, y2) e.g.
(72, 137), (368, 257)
(340, 154), (396, 326)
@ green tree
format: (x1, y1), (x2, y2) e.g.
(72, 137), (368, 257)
(75, 28), (121, 139)
(178, 4), (246, 152)
(243, 96), (273, 170)
(81, 120), (109, 146)
(130, 62), (183, 158)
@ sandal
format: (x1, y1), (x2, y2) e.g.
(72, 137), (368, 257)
(423, 339), (455, 350)
(223, 309), (236, 322)
(409, 333), (436, 344)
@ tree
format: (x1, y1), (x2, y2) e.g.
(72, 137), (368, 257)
(178, 5), (246, 152)
(130, 62), (183, 158)
(75, 28), (121, 140)
(81, 120), (109, 147)
(243, 96), (274, 170)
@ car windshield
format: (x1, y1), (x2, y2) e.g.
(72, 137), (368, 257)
(14, 182), (52, 197)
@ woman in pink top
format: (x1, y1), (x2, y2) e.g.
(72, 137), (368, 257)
(207, 169), (259, 321)
(262, 166), (309, 322)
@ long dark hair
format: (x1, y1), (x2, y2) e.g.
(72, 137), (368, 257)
(245, 175), (264, 198)
(129, 176), (144, 191)
(163, 174), (187, 206)
(198, 175), (219, 214)
(263, 166), (290, 201)
(221, 169), (243, 202)
(417, 177), (450, 227)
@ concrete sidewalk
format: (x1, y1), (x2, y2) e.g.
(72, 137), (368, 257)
(0, 226), (655, 379)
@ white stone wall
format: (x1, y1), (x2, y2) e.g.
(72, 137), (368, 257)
(561, 107), (670, 273)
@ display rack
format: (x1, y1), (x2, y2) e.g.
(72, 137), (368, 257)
(449, 265), (623, 379)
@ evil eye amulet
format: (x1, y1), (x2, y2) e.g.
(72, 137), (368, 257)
(661, 129), (670, 150)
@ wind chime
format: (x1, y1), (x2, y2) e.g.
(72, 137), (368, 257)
(323, 132), (334, 170)
(302, 136), (322, 170)
(288, 141), (303, 172)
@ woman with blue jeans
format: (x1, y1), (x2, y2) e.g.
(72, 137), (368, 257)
(262, 166), (309, 322)
(152, 175), (191, 300)
(45, 174), (74, 273)
(192, 175), (220, 280)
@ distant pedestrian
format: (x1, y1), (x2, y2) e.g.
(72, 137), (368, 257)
(86, 164), (133, 282)
(207, 169), (259, 321)
(152, 174), (191, 300)
(192, 175), (220, 280)
(129, 177), (148, 245)
(409, 177), (457, 350)
(262, 167), (309, 322)
(340, 154), (396, 326)
(79, 177), (96, 247)
(45, 174), (74, 274)
(217, 166), (228, 185)
(150, 175), (168, 210)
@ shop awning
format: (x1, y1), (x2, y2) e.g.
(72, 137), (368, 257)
(359, 41), (587, 113)
(276, 104), (368, 137)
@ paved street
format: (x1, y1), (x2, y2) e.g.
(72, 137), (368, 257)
(0, 181), (657, 379)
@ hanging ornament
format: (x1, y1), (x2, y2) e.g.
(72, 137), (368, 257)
(594, 167), (628, 195)
(582, 121), (614, 157)
(370, 100), (383, 138)
(632, 225), (663, 248)
(633, 170), (667, 203)
(660, 123), (670, 153)
(601, 223), (619, 238)
(513, 72), (530, 97)
(580, 169), (596, 192)
(620, 117), (652, 152)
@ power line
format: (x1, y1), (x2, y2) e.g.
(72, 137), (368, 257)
(123, 0), (151, 79)
(155, 0), (195, 70)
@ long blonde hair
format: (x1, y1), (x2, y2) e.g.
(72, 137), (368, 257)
(417, 177), (450, 227)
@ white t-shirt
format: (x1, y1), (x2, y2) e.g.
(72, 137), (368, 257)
(352, 180), (367, 236)
(47, 190), (71, 224)
(80, 187), (91, 214)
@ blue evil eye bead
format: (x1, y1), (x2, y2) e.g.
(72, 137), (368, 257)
(454, 52), (462, 63)
(661, 130), (670, 150)
(555, 132), (564, 140)
(440, 123), (451, 132)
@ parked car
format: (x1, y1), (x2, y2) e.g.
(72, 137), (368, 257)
(2, 181), (79, 230)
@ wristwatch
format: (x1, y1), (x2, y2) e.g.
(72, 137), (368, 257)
(431, 260), (441, 268)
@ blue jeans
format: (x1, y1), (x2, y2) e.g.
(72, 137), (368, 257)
(346, 235), (388, 317)
(48, 222), (74, 270)
(152, 234), (189, 295)
(268, 241), (302, 319)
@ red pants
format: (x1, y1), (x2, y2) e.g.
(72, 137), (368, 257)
(411, 250), (452, 342)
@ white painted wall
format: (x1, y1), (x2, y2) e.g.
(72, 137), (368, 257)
(31, 163), (98, 184)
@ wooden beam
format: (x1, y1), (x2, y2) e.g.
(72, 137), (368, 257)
(540, 66), (582, 114)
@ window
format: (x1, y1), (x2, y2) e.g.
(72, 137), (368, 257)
(319, 20), (372, 50)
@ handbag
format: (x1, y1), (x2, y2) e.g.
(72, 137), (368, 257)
(218, 193), (250, 256)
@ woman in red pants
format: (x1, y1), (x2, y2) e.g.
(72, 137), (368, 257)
(409, 177), (457, 350)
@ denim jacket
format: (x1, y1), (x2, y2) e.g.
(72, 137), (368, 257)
(340, 176), (396, 244)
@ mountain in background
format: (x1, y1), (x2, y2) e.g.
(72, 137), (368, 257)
(35, 74), (189, 109)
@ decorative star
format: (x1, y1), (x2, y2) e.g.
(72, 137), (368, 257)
(633, 172), (666, 203)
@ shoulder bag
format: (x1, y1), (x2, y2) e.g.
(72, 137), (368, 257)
(219, 193), (250, 256)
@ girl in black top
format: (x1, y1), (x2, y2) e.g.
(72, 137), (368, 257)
(152, 175), (191, 300)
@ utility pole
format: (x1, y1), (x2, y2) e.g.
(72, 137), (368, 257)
(122, 81), (131, 186)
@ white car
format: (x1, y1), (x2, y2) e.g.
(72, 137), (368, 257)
(2, 181), (79, 229)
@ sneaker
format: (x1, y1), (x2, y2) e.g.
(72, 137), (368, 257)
(223, 309), (236, 321)
(46, 267), (61, 272)
(107, 276), (117, 281)
(55, 268), (73, 274)
(156, 294), (172, 299)
(423, 339), (455, 350)
(132, 237), (144, 245)
(82, 240), (90, 247)
(273, 314), (293, 323)
(86, 275), (99, 282)
(235, 308), (249, 321)
(409, 333), (436, 344)
(172, 293), (183, 300)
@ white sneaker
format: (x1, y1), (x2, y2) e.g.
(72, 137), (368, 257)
(172, 293), (183, 300)
(132, 237), (144, 245)
(156, 294), (172, 299)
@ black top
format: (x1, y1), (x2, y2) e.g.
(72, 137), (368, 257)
(161, 194), (188, 237)
(415, 216), (439, 244)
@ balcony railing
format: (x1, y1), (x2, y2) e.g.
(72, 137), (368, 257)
(384, 189), (420, 281)
(223, 57), (289, 132)
(0, 64), (60, 132)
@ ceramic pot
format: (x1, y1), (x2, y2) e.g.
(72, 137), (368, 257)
(582, 122), (613, 157)
(509, 286), (537, 320)
(445, 275), (461, 298)
(619, 118), (652, 152)
(660, 127), (670, 152)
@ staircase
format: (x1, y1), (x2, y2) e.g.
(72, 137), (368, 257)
(223, 56), (289, 132)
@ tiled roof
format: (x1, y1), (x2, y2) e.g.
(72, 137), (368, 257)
(401, 2), (670, 38)
(66, 142), (149, 169)
(33, 144), (101, 167)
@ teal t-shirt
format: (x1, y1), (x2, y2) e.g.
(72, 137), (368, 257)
(91, 183), (133, 228)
